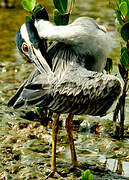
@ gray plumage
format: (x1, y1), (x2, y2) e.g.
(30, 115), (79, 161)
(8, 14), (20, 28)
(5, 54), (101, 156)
(35, 17), (114, 72)
(8, 15), (122, 117)
(19, 63), (122, 116)
(8, 69), (40, 108)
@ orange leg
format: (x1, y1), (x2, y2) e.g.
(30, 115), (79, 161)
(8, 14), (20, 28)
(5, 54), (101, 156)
(51, 113), (60, 172)
(45, 114), (63, 179)
(66, 113), (78, 167)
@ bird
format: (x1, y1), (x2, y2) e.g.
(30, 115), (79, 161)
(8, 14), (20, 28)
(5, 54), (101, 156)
(34, 13), (114, 73)
(8, 8), (122, 178)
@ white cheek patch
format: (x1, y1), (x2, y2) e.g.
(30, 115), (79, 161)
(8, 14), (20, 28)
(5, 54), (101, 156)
(20, 24), (31, 45)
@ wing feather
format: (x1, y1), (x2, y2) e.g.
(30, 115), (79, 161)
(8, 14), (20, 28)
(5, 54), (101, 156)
(8, 69), (40, 108)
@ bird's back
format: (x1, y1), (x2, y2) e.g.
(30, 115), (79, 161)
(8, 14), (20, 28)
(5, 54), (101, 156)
(22, 63), (122, 116)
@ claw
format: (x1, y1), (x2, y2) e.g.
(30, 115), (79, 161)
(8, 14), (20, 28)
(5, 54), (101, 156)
(45, 170), (64, 179)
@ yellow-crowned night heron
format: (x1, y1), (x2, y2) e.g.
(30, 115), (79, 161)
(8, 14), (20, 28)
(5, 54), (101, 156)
(8, 8), (122, 178)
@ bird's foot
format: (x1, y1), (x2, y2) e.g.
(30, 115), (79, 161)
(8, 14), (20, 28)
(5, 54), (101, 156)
(45, 170), (64, 180)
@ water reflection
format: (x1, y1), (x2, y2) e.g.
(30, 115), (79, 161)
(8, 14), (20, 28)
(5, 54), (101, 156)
(99, 156), (129, 177)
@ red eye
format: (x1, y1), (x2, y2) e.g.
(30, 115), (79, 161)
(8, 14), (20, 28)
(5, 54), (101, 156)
(22, 43), (29, 52)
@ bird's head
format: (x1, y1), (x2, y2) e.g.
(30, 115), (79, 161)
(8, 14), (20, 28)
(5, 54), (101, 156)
(15, 8), (51, 73)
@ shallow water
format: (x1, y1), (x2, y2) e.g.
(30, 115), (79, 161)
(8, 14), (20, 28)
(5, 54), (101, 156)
(0, 0), (129, 179)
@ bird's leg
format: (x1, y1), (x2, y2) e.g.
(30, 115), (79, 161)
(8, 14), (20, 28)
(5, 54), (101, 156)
(51, 113), (60, 172)
(65, 113), (78, 168)
(45, 113), (63, 179)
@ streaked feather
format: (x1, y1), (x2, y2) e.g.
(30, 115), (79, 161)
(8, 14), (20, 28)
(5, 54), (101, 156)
(8, 69), (40, 108)
(18, 63), (122, 116)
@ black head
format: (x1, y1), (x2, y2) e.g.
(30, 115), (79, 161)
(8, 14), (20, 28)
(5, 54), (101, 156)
(15, 7), (49, 60)
(15, 19), (47, 60)
(14, 8), (52, 73)
(32, 7), (49, 21)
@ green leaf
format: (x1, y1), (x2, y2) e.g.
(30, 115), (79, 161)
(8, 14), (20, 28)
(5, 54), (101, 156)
(35, 107), (41, 116)
(26, 16), (32, 21)
(105, 58), (113, 73)
(121, 23), (129, 41)
(118, 64), (128, 80)
(22, 0), (36, 12)
(126, 11), (129, 19)
(33, 6), (42, 17)
(119, 1), (128, 16)
(115, 10), (124, 25)
(124, 0), (129, 8)
(54, 9), (69, 25)
(81, 169), (94, 180)
(121, 47), (127, 54)
(89, 174), (94, 180)
(84, 169), (91, 179)
(120, 49), (129, 70)
(53, 0), (68, 14)
(116, 0), (121, 6)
